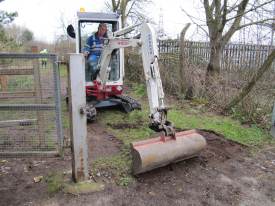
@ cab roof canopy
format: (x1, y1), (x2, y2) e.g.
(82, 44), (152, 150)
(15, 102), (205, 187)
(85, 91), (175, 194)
(77, 12), (119, 22)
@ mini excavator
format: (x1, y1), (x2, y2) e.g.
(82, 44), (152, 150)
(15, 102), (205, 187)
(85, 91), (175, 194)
(67, 11), (206, 174)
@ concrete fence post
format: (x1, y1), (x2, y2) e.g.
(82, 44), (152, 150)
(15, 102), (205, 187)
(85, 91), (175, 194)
(68, 54), (89, 182)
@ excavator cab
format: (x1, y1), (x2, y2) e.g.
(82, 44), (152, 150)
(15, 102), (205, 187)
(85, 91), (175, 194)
(78, 21), (120, 82)
(67, 12), (140, 120)
(67, 12), (123, 91)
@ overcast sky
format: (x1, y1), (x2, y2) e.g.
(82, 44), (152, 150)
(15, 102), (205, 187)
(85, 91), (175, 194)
(1, 0), (201, 42)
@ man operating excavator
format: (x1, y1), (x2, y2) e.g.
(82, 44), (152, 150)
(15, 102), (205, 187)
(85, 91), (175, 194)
(83, 23), (108, 81)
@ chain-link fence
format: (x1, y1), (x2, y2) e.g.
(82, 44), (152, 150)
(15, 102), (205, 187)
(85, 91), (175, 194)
(0, 53), (63, 156)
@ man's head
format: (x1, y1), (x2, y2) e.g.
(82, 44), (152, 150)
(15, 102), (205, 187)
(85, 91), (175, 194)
(98, 23), (107, 37)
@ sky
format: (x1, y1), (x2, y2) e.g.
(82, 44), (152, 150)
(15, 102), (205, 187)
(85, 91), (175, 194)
(0, 0), (200, 43)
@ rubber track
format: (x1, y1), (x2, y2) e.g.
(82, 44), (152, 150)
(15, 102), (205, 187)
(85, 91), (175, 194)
(115, 95), (141, 110)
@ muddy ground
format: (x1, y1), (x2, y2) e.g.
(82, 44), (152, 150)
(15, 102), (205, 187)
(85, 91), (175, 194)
(1, 121), (275, 206)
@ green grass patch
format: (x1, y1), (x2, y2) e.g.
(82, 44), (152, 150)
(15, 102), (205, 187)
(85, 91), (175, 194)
(45, 172), (65, 194)
(7, 75), (34, 91)
(98, 109), (153, 145)
(132, 83), (146, 98)
(59, 65), (68, 78)
(61, 100), (69, 129)
(63, 181), (104, 194)
(92, 148), (134, 186)
(168, 109), (273, 147)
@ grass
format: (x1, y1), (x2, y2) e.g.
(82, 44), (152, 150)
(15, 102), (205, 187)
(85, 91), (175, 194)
(45, 172), (65, 194)
(92, 149), (133, 185)
(168, 108), (272, 147)
(98, 102), (273, 147)
(59, 65), (68, 78)
(61, 100), (70, 129)
(7, 75), (34, 92)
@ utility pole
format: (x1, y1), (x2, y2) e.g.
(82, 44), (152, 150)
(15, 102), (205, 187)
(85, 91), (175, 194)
(157, 8), (165, 39)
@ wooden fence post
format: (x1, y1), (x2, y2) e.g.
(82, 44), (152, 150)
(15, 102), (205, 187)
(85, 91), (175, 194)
(179, 23), (191, 95)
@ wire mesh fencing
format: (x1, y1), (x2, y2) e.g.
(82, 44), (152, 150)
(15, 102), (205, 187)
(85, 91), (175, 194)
(0, 53), (63, 156)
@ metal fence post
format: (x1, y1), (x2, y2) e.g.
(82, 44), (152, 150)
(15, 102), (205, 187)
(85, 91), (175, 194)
(52, 55), (64, 156)
(33, 58), (45, 147)
(68, 54), (89, 182)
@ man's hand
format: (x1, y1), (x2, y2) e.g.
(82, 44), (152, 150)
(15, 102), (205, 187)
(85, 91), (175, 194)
(84, 51), (89, 57)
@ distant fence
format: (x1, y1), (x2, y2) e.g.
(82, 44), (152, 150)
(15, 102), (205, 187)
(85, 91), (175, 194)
(158, 40), (275, 70)
(158, 40), (180, 65)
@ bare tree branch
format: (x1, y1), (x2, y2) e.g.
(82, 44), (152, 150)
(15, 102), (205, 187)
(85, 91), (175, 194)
(222, 0), (249, 45)
(226, 0), (274, 22)
(181, 7), (209, 36)
(106, 0), (152, 27)
(220, 0), (228, 32)
(204, 0), (214, 25)
(237, 18), (275, 30)
(126, 1), (137, 17)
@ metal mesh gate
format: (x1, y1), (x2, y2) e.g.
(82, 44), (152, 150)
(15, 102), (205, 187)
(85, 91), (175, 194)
(0, 53), (63, 156)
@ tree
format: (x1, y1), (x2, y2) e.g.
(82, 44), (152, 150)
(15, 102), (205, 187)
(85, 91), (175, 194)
(21, 29), (33, 42)
(4, 25), (34, 46)
(0, 0), (18, 51)
(105, 0), (152, 28)
(0, 0), (18, 26)
(202, 0), (274, 78)
(0, 10), (17, 24)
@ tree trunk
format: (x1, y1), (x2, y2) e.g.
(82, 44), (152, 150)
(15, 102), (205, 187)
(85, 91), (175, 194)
(121, 14), (126, 28)
(206, 43), (222, 76)
(205, 43), (222, 93)
(224, 49), (275, 111)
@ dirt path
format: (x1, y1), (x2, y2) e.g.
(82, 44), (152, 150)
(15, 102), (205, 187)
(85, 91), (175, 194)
(0, 123), (275, 206)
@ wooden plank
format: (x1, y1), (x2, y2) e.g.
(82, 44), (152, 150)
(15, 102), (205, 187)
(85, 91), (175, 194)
(256, 45), (261, 68)
(243, 44), (248, 68)
(249, 45), (253, 69)
(0, 104), (55, 111)
(236, 44), (241, 70)
(0, 119), (37, 128)
(0, 91), (35, 99)
(0, 68), (34, 75)
(0, 151), (58, 157)
(228, 44), (232, 71)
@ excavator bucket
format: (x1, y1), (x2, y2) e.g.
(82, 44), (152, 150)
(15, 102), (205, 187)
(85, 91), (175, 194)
(130, 130), (207, 175)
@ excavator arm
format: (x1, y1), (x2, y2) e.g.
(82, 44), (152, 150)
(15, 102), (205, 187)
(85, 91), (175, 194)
(96, 22), (175, 136)
(140, 23), (175, 136)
